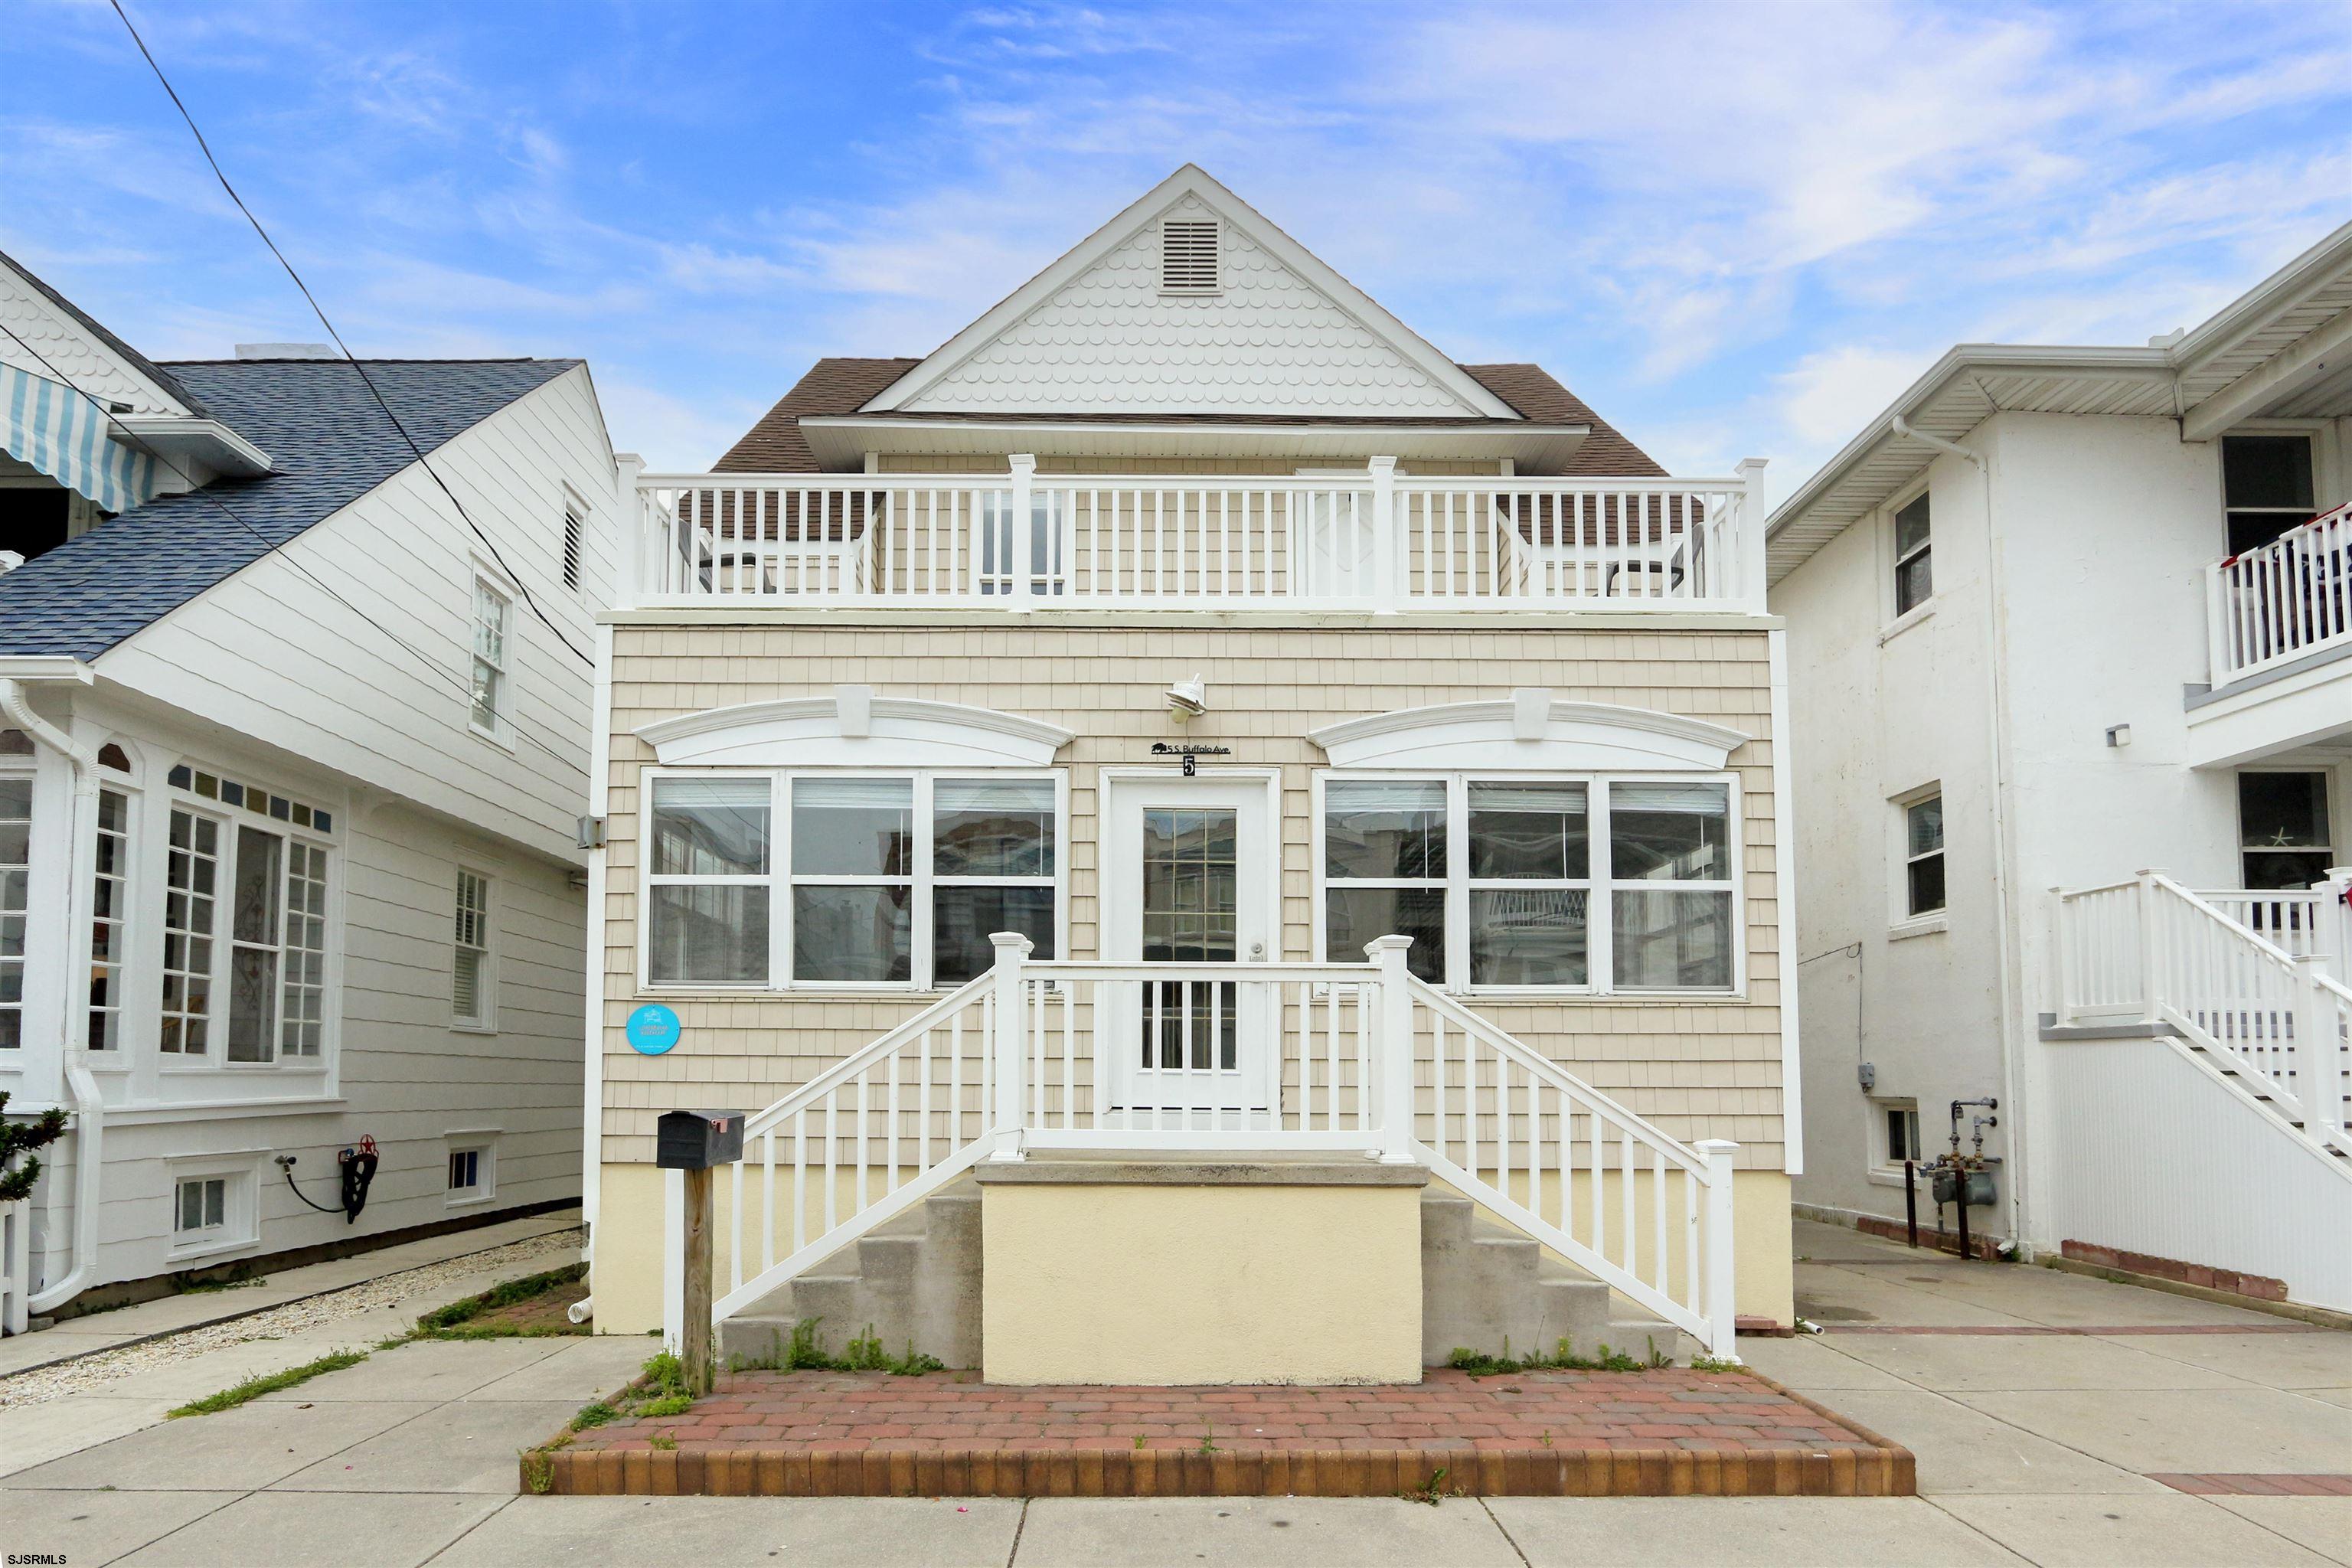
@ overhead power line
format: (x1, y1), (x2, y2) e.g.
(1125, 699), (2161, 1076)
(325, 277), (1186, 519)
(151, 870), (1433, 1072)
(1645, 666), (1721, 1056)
(107, 0), (596, 672)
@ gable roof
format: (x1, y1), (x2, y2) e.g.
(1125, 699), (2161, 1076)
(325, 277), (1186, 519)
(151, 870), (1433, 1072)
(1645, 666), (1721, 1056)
(714, 358), (1664, 476)
(1766, 219), (2352, 586)
(864, 165), (1523, 423)
(0, 356), (578, 663)
(0, 249), (207, 418)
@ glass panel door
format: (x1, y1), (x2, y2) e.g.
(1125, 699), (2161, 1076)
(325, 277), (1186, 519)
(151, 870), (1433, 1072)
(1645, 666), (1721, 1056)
(1142, 807), (1239, 1073)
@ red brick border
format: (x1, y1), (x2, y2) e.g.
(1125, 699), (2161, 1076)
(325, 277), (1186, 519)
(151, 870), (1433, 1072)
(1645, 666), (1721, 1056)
(522, 1368), (1914, 1500)
(2062, 1240), (2290, 1302)
(1851, 1214), (2003, 1260)
(2150, 1473), (2352, 1497)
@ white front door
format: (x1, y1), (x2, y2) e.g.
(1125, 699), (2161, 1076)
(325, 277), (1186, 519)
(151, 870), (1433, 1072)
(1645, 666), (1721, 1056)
(1101, 774), (1279, 1126)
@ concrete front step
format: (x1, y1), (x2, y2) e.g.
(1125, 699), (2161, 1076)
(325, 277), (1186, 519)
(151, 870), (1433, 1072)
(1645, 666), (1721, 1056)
(1420, 1191), (1690, 1366)
(718, 1185), (982, 1369)
(716, 1173), (1693, 1374)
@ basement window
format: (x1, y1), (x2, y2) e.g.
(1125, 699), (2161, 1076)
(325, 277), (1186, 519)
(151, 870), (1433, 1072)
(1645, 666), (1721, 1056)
(1160, 220), (1220, 295)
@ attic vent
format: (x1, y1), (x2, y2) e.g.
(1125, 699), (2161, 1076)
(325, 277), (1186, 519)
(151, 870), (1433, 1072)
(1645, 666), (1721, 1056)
(561, 507), (584, 591)
(1160, 220), (1220, 294)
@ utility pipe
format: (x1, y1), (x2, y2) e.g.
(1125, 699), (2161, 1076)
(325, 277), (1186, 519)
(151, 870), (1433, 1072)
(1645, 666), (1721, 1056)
(1886, 416), (2030, 1256)
(0, 678), (106, 1312)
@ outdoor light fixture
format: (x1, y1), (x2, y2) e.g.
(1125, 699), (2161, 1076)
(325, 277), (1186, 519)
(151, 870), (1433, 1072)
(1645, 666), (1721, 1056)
(1167, 673), (1207, 722)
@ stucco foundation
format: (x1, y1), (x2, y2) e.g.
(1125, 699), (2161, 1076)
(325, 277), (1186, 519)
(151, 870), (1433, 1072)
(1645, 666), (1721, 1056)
(978, 1161), (1426, 1385)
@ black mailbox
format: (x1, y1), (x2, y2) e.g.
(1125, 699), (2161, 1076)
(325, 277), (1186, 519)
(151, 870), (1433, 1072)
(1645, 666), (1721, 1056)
(656, 1109), (745, 1171)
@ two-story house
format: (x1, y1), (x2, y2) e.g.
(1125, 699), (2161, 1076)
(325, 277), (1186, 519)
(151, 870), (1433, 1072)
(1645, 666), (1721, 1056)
(1769, 221), (2352, 1312)
(0, 252), (617, 1327)
(582, 168), (1794, 1382)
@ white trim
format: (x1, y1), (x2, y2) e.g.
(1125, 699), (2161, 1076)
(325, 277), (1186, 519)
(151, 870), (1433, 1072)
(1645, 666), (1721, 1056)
(443, 1131), (498, 1208)
(163, 1153), (263, 1261)
(859, 165), (1520, 422)
(1309, 694), (1750, 772)
(634, 688), (1073, 769)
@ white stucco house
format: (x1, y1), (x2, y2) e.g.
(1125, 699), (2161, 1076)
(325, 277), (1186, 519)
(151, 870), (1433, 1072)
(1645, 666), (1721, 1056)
(1768, 222), (2352, 1311)
(0, 252), (619, 1327)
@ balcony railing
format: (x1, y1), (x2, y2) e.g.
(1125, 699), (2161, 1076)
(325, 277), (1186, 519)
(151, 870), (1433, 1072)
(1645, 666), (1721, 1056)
(2207, 501), (2351, 688)
(626, 461), (1768, 614)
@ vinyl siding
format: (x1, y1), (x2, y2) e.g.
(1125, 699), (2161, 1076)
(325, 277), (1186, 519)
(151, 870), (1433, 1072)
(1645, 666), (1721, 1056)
(597, 619), (1785, 1169)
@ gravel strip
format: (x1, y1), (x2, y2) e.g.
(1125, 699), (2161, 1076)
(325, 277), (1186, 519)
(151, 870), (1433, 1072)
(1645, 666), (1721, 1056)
(0, 1227), (583, 1407)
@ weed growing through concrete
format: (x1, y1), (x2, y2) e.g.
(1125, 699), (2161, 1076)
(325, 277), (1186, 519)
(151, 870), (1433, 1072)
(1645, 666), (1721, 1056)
(519, 1450), (554, 1494)
(1446, 1336), (1651, 1377)
(648, 1434), (678, 1450)
(1197, 1423), (1219, 1455)
(1689, 1355), (1744, 1374)
(730, 1318), (942, 1377)
(168, 1349), (368, 1416)
(1399, 1467), (1460, 1506)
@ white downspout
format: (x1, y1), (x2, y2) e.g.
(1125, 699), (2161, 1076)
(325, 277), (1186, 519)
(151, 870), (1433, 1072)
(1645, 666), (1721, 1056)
(0, 679), (105, 1312)
(1889, 416), (2029, 1255)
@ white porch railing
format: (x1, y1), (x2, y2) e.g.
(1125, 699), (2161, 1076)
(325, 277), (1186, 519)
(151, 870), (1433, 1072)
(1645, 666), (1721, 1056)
(2194, 890), (2334, 959)
(2055, 872), (2352, 1152)
(2207, 501), (2352, 688)
(709, 934), (1742, 1357)
(629, 466), (1766, 614)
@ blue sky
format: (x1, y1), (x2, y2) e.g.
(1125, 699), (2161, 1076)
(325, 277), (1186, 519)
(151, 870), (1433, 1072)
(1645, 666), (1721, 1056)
(6, 1), (2349, 490)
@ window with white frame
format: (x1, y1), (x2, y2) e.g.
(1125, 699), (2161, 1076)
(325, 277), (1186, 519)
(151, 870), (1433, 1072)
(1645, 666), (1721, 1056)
(469, 576), (511, 737)
(88, 786), (131, 1050)
(644, 772), (1060, 990)
(2238, 771), (2333, 891)
(2222, 434), (2316, 555)
(175, 1174), (227, 1236)
(1892, 492), (1931, 616)
(1319, 775), (1736, 992)
(1901, 792), (1945, 918)
(446, 1142), (494, 1202)
(452, 868), (494, 1027)
(0, 734), (31, 1050)
(161, 766), (334, 1064)
(1875, 1100), (1922, 1169)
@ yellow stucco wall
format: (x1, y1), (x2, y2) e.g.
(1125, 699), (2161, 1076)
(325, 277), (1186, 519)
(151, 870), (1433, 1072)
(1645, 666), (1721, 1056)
(593, 1161), (665, 1334)
(981, 1179), (1423, 1384)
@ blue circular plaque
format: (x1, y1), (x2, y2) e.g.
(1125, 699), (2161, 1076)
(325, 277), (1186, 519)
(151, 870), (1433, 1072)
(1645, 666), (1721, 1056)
(626, 1004), (681, 1056)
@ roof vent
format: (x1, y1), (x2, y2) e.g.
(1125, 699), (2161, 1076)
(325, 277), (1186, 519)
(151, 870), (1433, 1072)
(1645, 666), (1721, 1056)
(1160, 220), (1220, 295)
(234, 342), (338, 360)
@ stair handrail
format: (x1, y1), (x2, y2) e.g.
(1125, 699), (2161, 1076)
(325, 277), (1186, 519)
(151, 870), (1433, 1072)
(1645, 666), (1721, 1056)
(1406, 976), (1710, 1178)
(1402, 974), (1740, 1358)
(741, 970), (995, 1139)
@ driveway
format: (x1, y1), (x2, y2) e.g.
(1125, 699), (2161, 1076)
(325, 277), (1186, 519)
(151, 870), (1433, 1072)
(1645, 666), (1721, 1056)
(3, 1218), (2346, 1566)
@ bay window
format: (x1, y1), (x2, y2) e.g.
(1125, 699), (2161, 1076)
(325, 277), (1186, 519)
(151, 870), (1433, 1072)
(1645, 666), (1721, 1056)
(644, 771), (1060, 991)
(1320, 774), (1738, 993)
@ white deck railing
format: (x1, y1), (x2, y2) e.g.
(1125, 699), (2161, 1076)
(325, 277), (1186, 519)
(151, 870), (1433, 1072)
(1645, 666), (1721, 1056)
(708, 934), (1741, 1357)
(1, 1197), (29, 1335)
(2207, 501), (2352, 688)
(629, 466), (1766, 614)
(2055, 872), (2352, 1152)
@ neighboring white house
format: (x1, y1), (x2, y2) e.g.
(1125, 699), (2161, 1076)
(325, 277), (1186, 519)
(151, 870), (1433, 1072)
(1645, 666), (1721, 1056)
(1768, 222), (2352, 1311)
(0, 252), (618, 1326)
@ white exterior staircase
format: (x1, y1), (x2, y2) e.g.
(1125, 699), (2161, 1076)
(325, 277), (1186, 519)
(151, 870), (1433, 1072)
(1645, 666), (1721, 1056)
(2049, 871), (2352, 1309)
(695, 937), (1743, 1366)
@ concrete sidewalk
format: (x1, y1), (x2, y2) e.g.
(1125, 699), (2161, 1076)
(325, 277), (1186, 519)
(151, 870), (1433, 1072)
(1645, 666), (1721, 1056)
(2, 1218), (2345, 1566)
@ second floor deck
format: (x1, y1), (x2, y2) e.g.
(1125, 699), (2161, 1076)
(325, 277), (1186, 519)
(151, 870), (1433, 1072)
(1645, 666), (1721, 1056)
(621, 459), (1772, 618)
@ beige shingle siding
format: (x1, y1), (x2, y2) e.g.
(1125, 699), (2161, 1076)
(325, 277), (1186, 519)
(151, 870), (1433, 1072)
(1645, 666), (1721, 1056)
(599, 621), (1780, 1168)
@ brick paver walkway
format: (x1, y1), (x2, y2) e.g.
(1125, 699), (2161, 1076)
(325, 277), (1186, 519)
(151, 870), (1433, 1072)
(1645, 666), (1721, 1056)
(535, 1367), (1913, 1498)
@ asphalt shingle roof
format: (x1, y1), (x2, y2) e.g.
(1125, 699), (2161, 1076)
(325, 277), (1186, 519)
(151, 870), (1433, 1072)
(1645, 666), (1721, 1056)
(0, 356), (578, 662)
(712, 358), (1664, 476)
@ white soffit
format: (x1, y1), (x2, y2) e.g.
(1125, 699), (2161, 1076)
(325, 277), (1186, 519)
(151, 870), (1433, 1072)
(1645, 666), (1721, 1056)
(795, 416), (1590, 472)
(1309, 691), (1751, 771)
(635, 686), (1074, 768)
(862, 165), (1520, 423)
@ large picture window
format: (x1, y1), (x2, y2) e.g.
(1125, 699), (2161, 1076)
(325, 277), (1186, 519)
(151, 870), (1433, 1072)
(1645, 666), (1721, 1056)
(644, 771), (1060, 991)
(161, 765), (335, 1066)
(1320, 774), (1738, 993)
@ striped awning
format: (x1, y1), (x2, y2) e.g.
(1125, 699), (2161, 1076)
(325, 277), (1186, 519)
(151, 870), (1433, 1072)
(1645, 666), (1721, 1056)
(2, 362), (158, 515)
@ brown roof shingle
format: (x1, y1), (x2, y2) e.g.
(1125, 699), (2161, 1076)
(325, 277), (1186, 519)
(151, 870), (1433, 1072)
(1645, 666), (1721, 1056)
(712, 357), (1664, 475)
